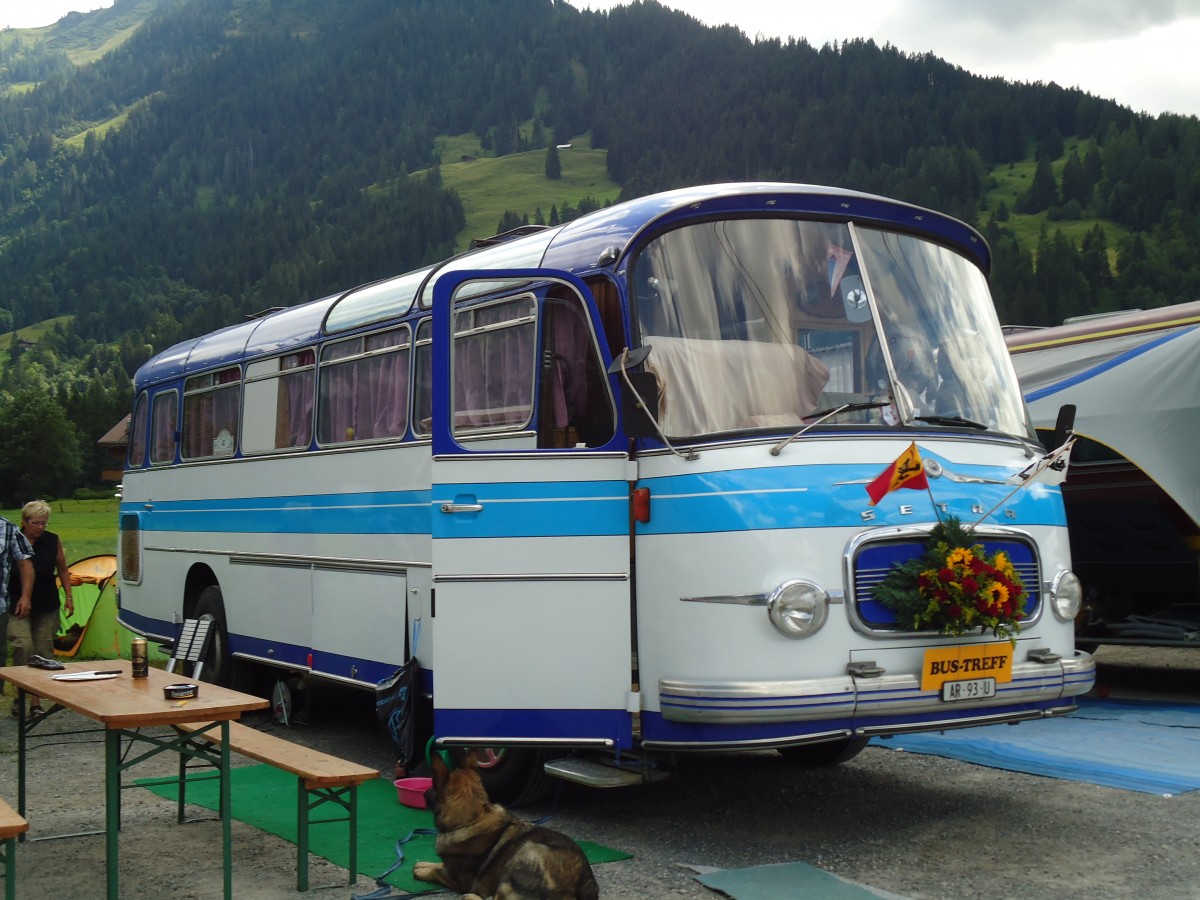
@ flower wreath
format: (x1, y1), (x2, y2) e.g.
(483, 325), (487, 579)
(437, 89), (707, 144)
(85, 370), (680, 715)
(871, 517), (1028, 643)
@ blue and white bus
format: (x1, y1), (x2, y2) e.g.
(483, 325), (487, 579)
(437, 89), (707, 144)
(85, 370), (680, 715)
(118, 182), (1094, 801)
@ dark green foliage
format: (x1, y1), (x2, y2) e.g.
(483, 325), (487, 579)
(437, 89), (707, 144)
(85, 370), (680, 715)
(0, 388), (83, 505)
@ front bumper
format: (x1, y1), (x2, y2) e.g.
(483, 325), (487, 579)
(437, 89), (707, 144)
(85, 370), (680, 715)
(657, 650), (1095, 735)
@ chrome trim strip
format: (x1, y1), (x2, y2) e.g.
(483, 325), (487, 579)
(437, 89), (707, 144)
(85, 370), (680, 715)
(641, 729), (852, 752)
(858, 708), (1045, 736)
(681, 589), (845, 606)
(434, 736), (615, 749)
(680, 593), (769, 606)
(432, 450), (628, 462)
(146, 545), (431, 570)
(432, 572), (628, 584)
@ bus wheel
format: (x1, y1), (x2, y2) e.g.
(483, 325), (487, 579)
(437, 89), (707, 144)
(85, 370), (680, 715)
(777, 736), (869, 766)
(194, 586), (231, 687)
(453, 748), (555, 807)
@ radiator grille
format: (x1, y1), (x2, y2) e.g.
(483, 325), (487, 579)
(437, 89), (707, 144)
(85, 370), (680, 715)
(853, 534), (1040, 630)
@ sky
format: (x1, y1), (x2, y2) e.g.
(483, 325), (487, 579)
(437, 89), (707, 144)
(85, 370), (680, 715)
(5, 0), (1199, 118)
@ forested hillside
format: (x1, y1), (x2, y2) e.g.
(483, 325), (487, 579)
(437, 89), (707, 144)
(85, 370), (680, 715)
(0, 0), (1197, 498)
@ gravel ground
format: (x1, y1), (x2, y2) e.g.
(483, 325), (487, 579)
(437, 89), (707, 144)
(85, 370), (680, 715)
(2, 644), (1199, 899)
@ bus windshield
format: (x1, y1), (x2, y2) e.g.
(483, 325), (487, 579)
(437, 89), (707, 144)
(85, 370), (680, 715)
(633, 218), (1030, 440)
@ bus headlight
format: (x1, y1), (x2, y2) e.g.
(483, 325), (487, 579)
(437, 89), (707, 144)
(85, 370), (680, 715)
(767, 580), (828, 638)
(1049, 570), (1083, 622)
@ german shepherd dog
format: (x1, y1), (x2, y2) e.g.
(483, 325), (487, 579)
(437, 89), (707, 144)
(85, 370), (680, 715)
(412, 751), (600, 899)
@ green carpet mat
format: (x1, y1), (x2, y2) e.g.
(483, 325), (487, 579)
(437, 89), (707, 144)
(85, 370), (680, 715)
(137, 764), (630, 893)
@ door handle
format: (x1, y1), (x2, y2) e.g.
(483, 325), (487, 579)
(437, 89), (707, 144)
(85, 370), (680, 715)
(440, 503), (483, 514)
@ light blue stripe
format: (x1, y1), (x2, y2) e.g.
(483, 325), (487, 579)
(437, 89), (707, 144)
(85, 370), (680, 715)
(432, 480), (629, 538)
(638, 459), (1065, 535)
(122, 490), (431, 535)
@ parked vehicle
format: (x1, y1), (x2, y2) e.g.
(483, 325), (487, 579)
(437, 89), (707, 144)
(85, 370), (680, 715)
(118, 183), (1093, 801)
(1008, 302), (1200, 648)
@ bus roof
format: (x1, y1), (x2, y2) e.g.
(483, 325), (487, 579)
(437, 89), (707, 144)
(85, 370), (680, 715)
(134, 182), (989, 391)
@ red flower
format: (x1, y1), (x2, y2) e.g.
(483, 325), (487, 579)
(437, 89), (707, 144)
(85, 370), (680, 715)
(961, 576), (979, 596)
(938, 568), (954, 582)
(946, 604), (962, 619)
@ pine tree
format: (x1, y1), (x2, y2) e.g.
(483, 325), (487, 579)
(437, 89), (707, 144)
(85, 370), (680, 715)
(545, 143), (562, 180)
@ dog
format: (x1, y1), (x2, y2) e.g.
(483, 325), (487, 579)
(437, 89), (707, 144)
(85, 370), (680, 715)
(412, 751), (600, 900)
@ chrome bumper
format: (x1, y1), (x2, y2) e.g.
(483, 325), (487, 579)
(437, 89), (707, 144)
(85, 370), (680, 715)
(659, 651), (1096, 726)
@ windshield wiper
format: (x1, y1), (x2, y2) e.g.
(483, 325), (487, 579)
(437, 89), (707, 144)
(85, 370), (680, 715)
(770, 401), (889, 456)
(914, 414), (988, 430)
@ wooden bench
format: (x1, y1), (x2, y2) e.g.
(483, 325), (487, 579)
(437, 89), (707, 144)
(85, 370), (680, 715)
(0, 797), (29, 900)
(175, 721), (378, 892)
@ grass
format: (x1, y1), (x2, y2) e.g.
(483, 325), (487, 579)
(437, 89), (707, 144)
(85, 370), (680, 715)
(1, 498), (119, 561)
(983, 138), (1128, 268)
(433, 132), (621, 250)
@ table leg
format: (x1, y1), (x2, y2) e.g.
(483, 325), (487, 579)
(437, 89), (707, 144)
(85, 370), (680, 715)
(104, 729), (121, 900)
(220, 721), (232, 900)
(15, 690), (26, 834)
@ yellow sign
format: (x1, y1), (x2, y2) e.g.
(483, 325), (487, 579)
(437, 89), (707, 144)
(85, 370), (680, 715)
(921, 642), (1014, 692)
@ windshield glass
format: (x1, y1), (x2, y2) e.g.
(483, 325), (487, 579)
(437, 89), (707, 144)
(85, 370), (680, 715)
(633, 218), (1030, 440)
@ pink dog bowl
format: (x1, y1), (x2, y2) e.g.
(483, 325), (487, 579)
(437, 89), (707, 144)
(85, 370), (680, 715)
(395, 777), (432, 809)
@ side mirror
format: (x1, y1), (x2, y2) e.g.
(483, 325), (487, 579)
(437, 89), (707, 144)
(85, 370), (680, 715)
(1050, 404), (1076, 450)
(621, 371), (660, 439)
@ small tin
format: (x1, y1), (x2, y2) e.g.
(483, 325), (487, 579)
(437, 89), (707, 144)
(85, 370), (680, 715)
(131, 638), (148, 679)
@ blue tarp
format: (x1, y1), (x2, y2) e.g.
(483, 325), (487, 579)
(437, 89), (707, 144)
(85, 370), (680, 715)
(871, 697), (1200, 795)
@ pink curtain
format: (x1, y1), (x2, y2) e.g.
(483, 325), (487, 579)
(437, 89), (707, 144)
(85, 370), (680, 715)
(151, 393), (177, 464)
(318, 331), (410, 444)
(453, 305), (534, 429)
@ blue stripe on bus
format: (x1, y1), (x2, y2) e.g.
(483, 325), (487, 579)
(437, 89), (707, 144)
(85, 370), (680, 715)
(122, 490), (431, 534)
(121, 464), (1064, 539)
(636, 464), (1066, 535)
(432, 480), (629, 539)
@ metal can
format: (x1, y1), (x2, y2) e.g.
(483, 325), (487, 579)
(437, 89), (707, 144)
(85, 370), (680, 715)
(131, 638), (148, 679)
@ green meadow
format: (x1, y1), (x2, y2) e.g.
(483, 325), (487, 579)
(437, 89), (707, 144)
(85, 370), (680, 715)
(2, 498), (119, 561)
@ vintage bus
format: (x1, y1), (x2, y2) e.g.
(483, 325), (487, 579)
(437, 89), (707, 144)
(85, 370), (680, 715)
(118, 182), (1094, 801)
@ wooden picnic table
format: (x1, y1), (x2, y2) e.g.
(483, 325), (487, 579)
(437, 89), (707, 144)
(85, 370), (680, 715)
(0, 659), (267, 900)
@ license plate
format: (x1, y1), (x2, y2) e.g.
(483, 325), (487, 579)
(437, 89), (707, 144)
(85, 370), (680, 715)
(941, 677), (996, 702)
(921, 642), (1013, 693)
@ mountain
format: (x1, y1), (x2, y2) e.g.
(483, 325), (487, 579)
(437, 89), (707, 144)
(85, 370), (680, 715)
(0, 0), (1197, 494)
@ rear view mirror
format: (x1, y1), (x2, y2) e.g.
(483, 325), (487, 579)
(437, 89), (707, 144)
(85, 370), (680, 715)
(621, 371), (660, 439)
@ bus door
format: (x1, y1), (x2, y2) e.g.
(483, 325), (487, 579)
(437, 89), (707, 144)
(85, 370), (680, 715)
(429, 269), (634, 751)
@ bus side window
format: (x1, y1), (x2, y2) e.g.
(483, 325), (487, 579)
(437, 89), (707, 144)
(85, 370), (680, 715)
(243, 349), (315, 454)
(183, 367), (242, 459)
(412, 319), (432, 437)
(538, 295), (616, 449)
(452, 296), (537, 434)
(128, 393), (148, 469)
(585, 276), (627, 361)
(150, 391), (178, 465)
(317, 327), (410, 445)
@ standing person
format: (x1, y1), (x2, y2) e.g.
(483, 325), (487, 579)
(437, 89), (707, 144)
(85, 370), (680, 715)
(7, 500), (73, 715)
(1, 512), (35, 696)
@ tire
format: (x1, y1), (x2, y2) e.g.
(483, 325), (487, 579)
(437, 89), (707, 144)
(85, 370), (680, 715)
(194, 585), (232, 687)
(777, 736), (869, 766)
(452, 747), (556, 807)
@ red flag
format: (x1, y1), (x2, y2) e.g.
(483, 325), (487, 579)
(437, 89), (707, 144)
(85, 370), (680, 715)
(866, 442), (929, 505)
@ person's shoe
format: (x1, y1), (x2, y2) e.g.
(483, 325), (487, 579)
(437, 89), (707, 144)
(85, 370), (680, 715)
(9, 701), (18, 718)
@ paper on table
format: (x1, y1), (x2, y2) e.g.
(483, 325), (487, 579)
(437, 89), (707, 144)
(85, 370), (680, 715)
(51, 672), (121, 681)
